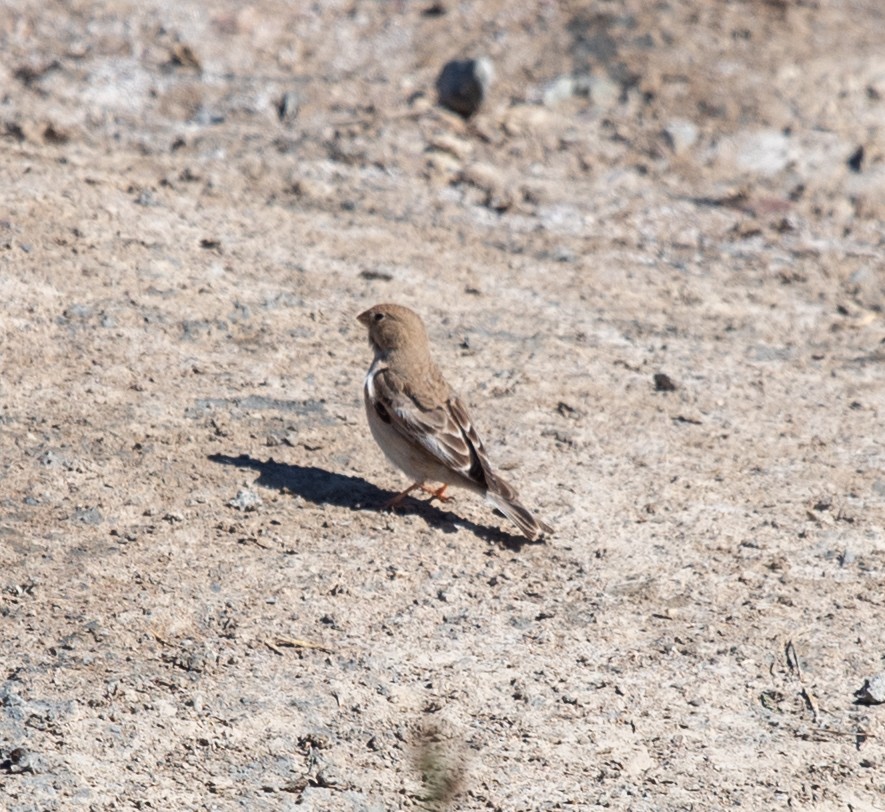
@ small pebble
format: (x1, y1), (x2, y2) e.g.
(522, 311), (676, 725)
(228, 489), (262, 512)
(436, 57), (493, 118)
(654, 372), (677, 392)
(855, 673), (885, 705)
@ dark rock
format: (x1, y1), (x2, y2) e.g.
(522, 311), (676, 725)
(654, 372), (677, 392)
(855, 673), (885, 705)
(277, 91), (300, 124)
(847, 145), (864, 173)
(435, 58), (493, 118)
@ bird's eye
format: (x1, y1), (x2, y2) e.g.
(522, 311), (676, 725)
(373, 312), (385, 322)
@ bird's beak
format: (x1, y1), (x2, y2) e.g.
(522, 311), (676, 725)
(356, 309), (371, 326)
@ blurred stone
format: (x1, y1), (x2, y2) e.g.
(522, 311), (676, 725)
(502, 104), (558, 137)
(165, 42), (202, 72)
(855, 673), (885, 705)
(277, 91), (300, 124)
(427, 133), (473, 162)
(847, 144), (864, 173)
(436, 58), (493, 118)
(663, 119), (699, 155)
(73, 506), (103, 525)
(42, 123), (71, 145)
(543, 75), (578, 107)
(653, 372), (677, 392)
(845, 165), (885, 219)
(848, 265), (885, 312)
(459, 162), (515, 211)
(227, 489), (262, 512)
(288, 176), (335, 204)
(425, 150), (462, 182)
(0, 746), (40, 774)
(586, 74), (621, 109)
(732, 129), (791, 175)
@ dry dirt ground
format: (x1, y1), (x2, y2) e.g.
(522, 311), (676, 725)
(2, 1), (885, 810)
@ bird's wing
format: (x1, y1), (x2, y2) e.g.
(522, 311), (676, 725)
(371, 367), (489, 487)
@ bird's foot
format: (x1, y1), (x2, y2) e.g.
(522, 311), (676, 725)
(383, 483), (421, 511)
(420, 483), (451, 503)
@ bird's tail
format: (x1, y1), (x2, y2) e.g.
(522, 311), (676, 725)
(485, 479), (552, 541)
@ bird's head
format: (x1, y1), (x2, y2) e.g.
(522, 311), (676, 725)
(357, 303), (429, 356)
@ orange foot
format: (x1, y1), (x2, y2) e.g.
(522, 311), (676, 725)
(383, 483), (452, 510)
(421, 483), (451, 503)
(383, 483), (422, 511)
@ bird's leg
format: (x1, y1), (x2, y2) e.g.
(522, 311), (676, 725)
(421, 483), (451, 503)
(383, 483), (422, 510)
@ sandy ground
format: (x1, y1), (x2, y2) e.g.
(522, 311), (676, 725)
(2, 1), (884, 809)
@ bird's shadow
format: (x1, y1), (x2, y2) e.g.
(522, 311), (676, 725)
(208, 453), (540, 551)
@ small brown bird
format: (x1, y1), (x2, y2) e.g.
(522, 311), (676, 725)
(357, 303), (552, 541)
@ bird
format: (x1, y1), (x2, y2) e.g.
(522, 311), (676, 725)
(357, 303), (552, 541)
